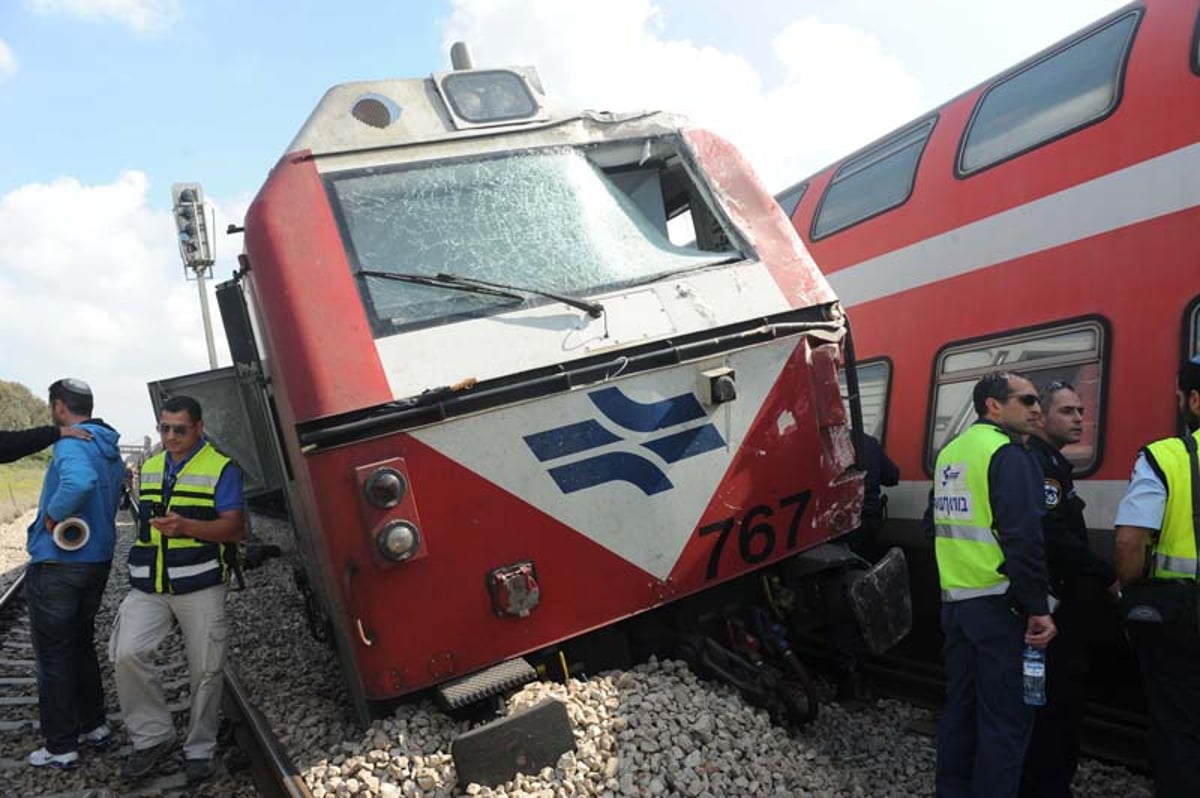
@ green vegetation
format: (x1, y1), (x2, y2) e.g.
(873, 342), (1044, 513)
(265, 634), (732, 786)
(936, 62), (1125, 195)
(1, 379), (51, 522)
(0, 462), (45, 524)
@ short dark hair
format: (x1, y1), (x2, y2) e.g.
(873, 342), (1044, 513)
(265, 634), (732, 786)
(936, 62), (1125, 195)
(161, 395), (203, 423)
(972, 371), (1026, 416)
(1180, 357), (1200, 397)
(1038, 380), (1077, 413)
(48, 378), (93, 416)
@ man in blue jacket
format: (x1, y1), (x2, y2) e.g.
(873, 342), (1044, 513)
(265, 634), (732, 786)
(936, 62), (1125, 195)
(26, 378), (125, 769)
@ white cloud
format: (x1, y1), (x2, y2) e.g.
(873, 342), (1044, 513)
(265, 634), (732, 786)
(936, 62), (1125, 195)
(0, 172), (237, 444)
(443, 0), (926, 191)
(0, 38), (17, 81)
(28, 0), (179, 33)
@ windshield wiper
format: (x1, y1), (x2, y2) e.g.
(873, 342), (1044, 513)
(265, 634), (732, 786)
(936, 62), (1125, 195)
(359, 270), (527, 304)
(360, 270), (605, 319)
(433, 272), (604, 318)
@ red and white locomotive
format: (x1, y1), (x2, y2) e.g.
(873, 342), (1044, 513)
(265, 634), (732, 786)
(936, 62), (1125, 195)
(159, 46), (906, 721)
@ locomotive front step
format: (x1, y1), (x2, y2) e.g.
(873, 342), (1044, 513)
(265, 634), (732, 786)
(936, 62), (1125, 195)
(435, 657), (538, 710)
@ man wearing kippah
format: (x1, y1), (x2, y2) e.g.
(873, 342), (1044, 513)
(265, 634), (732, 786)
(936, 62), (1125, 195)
(25, 378), (125, 769)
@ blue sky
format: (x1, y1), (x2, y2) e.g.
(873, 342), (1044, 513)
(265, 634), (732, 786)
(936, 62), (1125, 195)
(0, 0), (1126, 442)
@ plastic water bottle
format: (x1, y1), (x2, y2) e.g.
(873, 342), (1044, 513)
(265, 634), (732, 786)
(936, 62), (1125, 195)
(1022, 645), (1046, 706)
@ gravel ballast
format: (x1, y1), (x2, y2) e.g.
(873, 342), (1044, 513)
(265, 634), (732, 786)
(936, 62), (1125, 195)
(0, 509), (1154, 797)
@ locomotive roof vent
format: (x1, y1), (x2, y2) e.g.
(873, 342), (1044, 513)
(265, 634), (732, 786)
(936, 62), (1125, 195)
(350, 92), (402, 130)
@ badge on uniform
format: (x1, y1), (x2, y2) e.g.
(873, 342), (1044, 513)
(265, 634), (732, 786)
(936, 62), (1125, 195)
(1043, 478), (1062, 509)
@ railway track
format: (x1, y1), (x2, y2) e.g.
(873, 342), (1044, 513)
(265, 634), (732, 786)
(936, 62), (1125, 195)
(794, 632), (1151, 774)
(0, 561), (312, 797)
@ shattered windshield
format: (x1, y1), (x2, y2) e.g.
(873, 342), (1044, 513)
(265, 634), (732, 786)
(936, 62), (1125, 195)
(327, 145), (740, 335)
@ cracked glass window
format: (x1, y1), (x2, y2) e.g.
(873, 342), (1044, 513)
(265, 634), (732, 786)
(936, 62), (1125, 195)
(328, 145), (738, 335)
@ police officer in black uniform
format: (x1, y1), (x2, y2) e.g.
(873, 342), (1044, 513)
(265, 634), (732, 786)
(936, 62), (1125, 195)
(1020, 381), (1119, 798)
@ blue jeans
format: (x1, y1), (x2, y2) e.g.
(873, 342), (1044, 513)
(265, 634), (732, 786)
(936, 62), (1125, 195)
(25, 560), (112, 754)
(936, 596), (1033, 798)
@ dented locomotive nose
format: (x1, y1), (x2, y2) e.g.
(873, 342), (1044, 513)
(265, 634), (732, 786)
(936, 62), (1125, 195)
(160, 39), (875, 722)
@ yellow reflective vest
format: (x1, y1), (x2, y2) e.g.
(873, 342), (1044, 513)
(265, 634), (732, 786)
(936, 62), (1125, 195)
(131, 442), (235, 594)
(933, 423), (1013, 602)
(1142, 429), (1200, 580)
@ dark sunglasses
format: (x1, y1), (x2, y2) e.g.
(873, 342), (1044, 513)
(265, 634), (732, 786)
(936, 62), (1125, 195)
(158, 423), (193, 436)
(1009, 393), (1040, 407)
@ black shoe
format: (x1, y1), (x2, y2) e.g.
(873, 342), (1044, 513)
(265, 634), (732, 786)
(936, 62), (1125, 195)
(122, 741), (172, 781)
(185, 757), (215, 783)
(836, 672), (873, 704)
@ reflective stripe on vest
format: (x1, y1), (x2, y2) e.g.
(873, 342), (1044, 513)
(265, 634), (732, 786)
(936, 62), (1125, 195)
(934, 423), (1013, 602)
(134, 442), (233, 594)
(1143, 430), (1200, 581)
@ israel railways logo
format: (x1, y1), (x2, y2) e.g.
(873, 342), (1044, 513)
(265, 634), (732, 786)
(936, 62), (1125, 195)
(523, 387), (726, 496)
(939, 464), (963, 488)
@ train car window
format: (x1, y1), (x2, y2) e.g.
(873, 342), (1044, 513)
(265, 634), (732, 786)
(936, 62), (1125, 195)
(1192, 8), (1200, 77)
(959, 11), (1139, 175)
(839, 359), (892, 442)
(926, 320), (1107, 475)
(1188, 296), (1200, 358)
(775, 182), (808, 220)
(810, 117), (936, 241)
(327, 139), (744, 336)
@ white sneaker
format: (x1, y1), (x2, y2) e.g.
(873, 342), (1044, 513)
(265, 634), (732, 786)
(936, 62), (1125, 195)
(28, 747), (79, 768)
(78, 723), (113, 747)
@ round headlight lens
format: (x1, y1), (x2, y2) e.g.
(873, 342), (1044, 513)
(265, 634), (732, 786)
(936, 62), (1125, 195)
(377, 520), (420, 562)
(364, 468), (407, 509)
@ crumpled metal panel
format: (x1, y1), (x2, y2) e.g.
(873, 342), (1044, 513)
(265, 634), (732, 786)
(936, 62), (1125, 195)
(683, 129), (838, 310)
(849, 546), (913, 654)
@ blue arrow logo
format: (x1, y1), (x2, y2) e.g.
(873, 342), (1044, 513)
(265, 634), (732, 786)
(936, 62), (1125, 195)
(524, 388), (726, 496)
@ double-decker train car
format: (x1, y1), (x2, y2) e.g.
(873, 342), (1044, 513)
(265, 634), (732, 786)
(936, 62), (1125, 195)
(158, 45), (913, 722)
(777, 0), (1200, 697)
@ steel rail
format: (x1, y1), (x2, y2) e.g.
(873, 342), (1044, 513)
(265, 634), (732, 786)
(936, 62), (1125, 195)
(794, 633), (1150, 773)
(0, 567), (26, 615)
(221, 665), (314, 798)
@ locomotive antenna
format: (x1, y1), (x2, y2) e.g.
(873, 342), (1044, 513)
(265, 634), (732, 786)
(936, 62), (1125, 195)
(450, 42), (474, 70)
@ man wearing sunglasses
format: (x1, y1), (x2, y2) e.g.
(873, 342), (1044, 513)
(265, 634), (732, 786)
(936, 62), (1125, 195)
(934, 371), (1056, 798)
(110, 395), (244, 785)
(1020, 382), (1118, 798)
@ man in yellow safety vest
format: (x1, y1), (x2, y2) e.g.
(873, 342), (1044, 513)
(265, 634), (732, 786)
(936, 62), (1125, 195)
(934, 371), (1056, 798)
(110, 395), (244, 785)
(1114, 357), (1200, 798)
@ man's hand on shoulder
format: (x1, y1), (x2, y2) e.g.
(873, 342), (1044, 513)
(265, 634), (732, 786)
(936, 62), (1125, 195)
(59, 426), (93, 442)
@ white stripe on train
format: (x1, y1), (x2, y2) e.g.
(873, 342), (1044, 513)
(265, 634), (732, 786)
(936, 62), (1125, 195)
(828, 142), (1200, 306)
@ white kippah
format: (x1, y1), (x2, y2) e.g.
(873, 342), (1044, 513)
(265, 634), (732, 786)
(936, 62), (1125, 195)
(61, 378), (92, 395)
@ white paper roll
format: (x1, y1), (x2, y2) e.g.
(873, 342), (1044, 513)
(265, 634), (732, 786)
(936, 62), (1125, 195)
(52, 517), (90, 552)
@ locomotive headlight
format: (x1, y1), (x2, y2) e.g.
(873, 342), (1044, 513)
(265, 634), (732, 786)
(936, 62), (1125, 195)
(377, 520), (421, 562)
(441, 70), (537, 124)
(364, 467), (407, 509)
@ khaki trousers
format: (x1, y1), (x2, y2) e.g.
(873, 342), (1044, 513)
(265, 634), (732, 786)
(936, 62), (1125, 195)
(109, 584), (229, 760)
